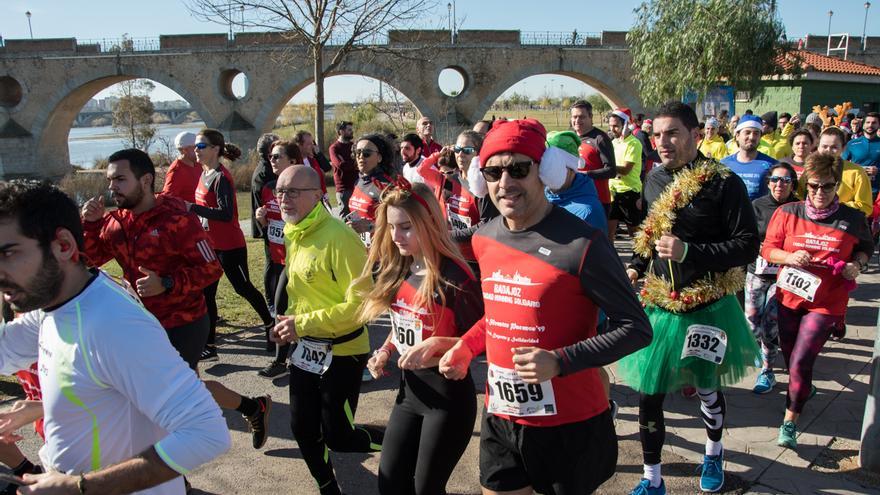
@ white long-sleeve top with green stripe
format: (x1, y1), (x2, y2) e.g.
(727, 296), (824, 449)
(0, 270), (230, 494)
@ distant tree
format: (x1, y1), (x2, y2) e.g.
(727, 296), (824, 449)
(112, 79), (157, 151)
(187, 0), (434, 150)
(586, 93), (611, 115)
(628, 0), (795, 106)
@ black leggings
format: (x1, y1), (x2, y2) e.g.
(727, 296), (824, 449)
(165, 314), (210, 370)
(378, 369), (476, 495)
(638, 389), (726, 465)
(262, 240), (281, 312)
(204, 247), (272, 346)
(273, 267), (291, 363)
(289, 352), (383, 490)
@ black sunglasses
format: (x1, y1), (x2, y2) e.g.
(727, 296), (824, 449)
(270, 153), (286, 161)
(806, 181), (837, 193)
(352, 149), (376, 159)
(768, 176), (793, 184)
(481, 161), (532, 182)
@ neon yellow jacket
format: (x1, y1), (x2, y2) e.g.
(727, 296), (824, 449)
(758, 130), (792, 159)
(699, 135), (729, 160)
(283, 203), (371, 356)
(796, 160), (874, 216)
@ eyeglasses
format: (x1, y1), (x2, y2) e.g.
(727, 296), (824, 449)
(275, 188), (318, 199)
(481, 161), (533, 182)
(453, 146), (475, 154)
(806, 181), (838, 193)
(352, 149), (377, 159)
(768, 176), (793, 184)
(269, 153), (286, 161)
(194, 143), (212, 150)
(441, 169), (458, 176)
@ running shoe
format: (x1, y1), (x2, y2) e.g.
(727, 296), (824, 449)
(778, 420), (797, 449)
(200, 346), (218, 362)
(629, 478), (666, 495)
(698, 449), (724, 492)
(752, 369), (777, 394)
(244, 395), (272, 449)
(681, 385), (697, 398)
(257, 361), (288, 379)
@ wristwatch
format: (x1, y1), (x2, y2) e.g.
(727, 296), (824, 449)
(161, 276), (174, 292)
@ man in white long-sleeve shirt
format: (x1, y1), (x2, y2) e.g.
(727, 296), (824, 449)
(0, 181), (230, 494)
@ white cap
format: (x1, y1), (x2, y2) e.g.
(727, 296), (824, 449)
(174, 131), (197, 149)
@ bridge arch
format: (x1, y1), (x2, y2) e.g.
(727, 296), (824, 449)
(35, 66), (216, 172)
(466, 55), (641, 127)
(251, 61), (432, 139)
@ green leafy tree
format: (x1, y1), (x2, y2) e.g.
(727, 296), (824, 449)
(586, 93), (611, 115)
(628, 0), (794, 106)
(112, 79), (157, 151)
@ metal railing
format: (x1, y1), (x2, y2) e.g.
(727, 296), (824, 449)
(76, 37), (161, 53)
(520, 31), (603, 46)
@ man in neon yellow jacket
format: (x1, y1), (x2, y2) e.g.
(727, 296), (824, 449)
(699, 117), (728, 160)
(758, 111), (793, 159)
(271, 164), (382, 495)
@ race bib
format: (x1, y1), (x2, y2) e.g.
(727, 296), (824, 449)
(390, 310), (423, 356)
(447, 211), (472, 230)
(681, 325), (728, 364)
(291, 339), (333, 375)
(359, 231), (372, 248)
(486, 364), (557, 417)
(778, 266), (821, 302)
(267, 219), (285, 244)
(754, 256), (780, 275)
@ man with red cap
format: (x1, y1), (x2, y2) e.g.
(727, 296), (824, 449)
(439, 119), (652, 494)
(609, 107), (645, 240)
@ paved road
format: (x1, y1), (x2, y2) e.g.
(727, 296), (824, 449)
(6, 240), (880, 494)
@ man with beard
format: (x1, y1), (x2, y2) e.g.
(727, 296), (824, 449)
(721, 115), (776, 201)
(843, 111), (880, 196)
(0, 180), (230, 494)
(328, 121), (357, 217)
(271, 165), (382, 495)
(621, 102), (760, 494)
(400, 133), (425, 184)
(80, 149), (272, 450)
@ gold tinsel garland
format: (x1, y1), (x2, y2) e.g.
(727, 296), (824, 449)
(633, 159), (743, 312)
(633, 158), (730, 258)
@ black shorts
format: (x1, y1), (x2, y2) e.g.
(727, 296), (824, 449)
(479, 409), (617, 494)
(609, 190), (644, 225)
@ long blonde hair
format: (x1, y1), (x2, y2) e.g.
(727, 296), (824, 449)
(356, 181), (472, 323)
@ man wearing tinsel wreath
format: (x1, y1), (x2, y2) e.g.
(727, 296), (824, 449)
(621, 101), (761, 495)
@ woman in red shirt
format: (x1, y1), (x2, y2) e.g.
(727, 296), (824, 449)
(762, 152), (873, 450)
(191, 129), (273, 360)
(361, 181), (483, 495)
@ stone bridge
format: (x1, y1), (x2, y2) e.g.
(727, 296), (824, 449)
(0, 30), (642, 178)
(74, 107), (196, 127)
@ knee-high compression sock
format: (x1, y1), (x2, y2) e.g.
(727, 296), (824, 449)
(697, 388), (726, 455)
(639, 393), (666, 487)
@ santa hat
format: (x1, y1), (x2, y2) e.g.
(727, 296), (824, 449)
(611, 108), (632, 123)
(476, 119), (578, 192)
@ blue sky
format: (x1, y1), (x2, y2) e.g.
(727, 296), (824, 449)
(2, 1), (878, 104)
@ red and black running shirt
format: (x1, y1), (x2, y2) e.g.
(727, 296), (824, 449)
(260, 180), (286, 265)
(460, 206), (651, 427)
(192, 165), (246, 251)
(762, 201), (873, 315)
(390, 257), (483, 350)
(348, 170), (394, 222)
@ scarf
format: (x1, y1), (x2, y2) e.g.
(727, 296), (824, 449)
(805, 195), (839, 220)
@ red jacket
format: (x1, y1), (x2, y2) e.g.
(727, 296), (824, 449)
(161, 158), (202, 203)
(82, 195), (224, 329)
(418, 153), (480, 260)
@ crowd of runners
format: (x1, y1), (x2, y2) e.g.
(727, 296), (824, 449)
(0, 98), (875, 495)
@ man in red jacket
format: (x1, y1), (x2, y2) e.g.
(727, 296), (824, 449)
(81, 148), (272, 449)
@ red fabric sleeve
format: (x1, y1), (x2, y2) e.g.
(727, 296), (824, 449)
(760, 207), (787, 259)
(460, 317), (487, 356)
(81, 218), (114, 268)
(162, 163), (183, 198)
(166, 214), (224, 296)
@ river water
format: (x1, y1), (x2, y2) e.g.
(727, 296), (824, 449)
(68, 123), (204, 168)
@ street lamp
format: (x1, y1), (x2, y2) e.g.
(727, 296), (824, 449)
(25, 11), (32, 39)
(240, 5), (245, 32)
(864, 2), (872, 51)
(827, 10), (834, 39)
(447, 3), (453, 44)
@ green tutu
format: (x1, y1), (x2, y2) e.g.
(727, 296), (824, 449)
(618, 295), (759, 394)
